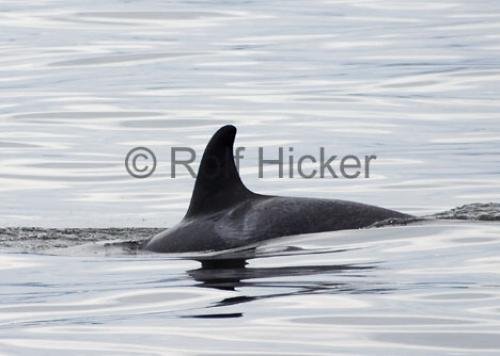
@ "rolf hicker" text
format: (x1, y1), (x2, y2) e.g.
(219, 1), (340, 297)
(125, 146), (377, 179)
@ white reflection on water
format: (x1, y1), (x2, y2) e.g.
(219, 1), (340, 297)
(1, 0), (500, 227)
(1, 223), (500, 354)
(1, 0), (500, 353)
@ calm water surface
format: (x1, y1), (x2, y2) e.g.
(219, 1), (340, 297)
(1, 0), (500, 354)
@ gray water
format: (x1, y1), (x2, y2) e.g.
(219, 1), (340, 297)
(1, 0), (500, 354)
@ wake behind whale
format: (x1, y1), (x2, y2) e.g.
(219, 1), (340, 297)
(144, 125), (413, 253)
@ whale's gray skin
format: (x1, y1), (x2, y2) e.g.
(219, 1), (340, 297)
(144, 125), (412, 253)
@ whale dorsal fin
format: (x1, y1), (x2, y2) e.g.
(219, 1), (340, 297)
(185, 125), (254, 218)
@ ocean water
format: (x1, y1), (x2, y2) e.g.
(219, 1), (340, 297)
(1, 0), (500, 354)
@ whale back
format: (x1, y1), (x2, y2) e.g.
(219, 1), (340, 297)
(144, 124), (414, 253)
(185, 125), (255, 218)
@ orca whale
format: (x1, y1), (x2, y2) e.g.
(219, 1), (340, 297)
(144, 125), (412, 253)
